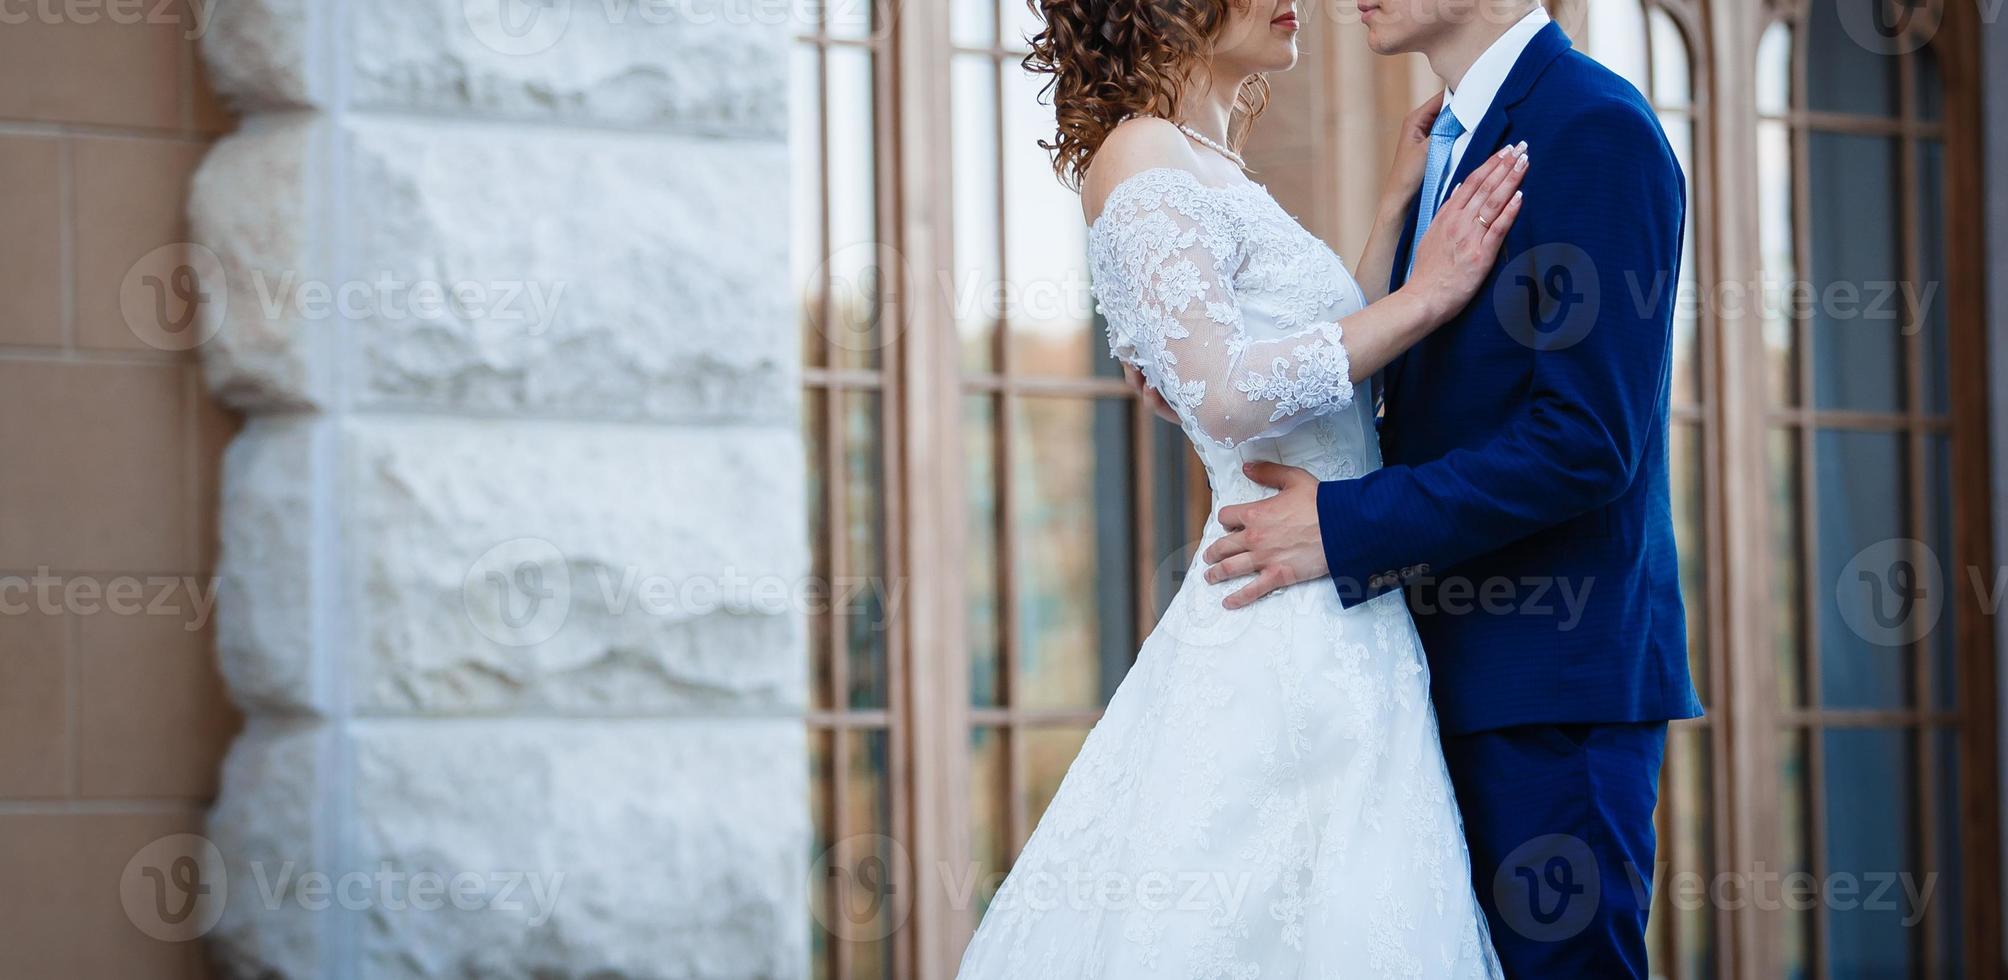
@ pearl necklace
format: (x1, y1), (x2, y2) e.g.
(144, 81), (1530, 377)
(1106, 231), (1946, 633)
(1174, 122), (1247, 170)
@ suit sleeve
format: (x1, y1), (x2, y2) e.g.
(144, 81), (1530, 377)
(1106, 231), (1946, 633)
(1316, 102), (1685, 606)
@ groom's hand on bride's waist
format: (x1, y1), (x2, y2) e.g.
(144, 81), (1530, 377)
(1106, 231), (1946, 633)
(1204, 462), (1330, 610)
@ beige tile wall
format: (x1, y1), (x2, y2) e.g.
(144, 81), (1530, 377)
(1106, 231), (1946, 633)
(0, 3), (239, 976)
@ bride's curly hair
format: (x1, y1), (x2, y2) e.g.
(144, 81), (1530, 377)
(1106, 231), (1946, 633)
(1023, 0), (1271, 190)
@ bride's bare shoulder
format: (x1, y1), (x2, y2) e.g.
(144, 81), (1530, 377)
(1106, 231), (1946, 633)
(1082, 118), (1203, 224)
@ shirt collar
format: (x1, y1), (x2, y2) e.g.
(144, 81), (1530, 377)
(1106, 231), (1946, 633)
(1445, 5), (1552, 135)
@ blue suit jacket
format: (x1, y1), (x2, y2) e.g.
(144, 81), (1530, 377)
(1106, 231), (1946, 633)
(1318, 22), (1704, 736)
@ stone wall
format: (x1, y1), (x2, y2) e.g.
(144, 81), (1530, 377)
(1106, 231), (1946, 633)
(192, 2), (808, 976)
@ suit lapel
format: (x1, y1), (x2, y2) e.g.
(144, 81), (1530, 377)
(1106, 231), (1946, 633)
(1384, 21), (1572, 415)
(1445, 21), (1573, 194)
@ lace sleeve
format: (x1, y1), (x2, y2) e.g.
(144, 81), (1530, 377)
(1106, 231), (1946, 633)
(1089, 169), (1354, 449)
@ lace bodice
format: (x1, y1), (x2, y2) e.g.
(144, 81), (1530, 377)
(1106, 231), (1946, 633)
(1088, 168), (1370, 452)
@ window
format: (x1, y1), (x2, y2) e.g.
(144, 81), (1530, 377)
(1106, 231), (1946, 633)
(795, 2), (2000, 976)
(793, 5), (907, 977)
(1582, 3), (1726, 975)
(794, 2), (1203, 975)
(1575, 0), (2000, 976)
(1754, 2), (1992, 975)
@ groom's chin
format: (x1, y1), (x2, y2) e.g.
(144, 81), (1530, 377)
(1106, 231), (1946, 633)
(1362, 27), (1404, 56)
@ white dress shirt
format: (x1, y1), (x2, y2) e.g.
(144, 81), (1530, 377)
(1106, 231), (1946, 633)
(1434, 5), (1552, 207)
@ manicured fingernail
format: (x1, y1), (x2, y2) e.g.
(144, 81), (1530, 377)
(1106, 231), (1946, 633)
(1515, 155), (1528, 171)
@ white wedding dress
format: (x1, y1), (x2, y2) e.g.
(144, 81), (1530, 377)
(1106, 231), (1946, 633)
(954, 168), (1502, 979)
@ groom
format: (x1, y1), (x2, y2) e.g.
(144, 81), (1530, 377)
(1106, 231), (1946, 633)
(1193, 1), (1703, 976)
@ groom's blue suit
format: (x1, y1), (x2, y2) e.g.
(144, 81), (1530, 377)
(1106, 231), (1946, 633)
(1316, 22), (1703, 978)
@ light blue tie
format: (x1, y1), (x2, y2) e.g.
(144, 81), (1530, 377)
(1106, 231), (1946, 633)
(1407, 105), (1466, 278)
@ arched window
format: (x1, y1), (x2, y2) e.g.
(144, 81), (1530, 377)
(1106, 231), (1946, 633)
(1756, 1), (1990, 976)
(1584, 3), (1725, 975)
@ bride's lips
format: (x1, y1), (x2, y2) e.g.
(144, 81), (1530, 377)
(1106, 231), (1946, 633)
(1272, 10), (1299, 30)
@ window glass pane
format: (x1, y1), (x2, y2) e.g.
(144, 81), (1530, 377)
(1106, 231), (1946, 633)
(1756, 22), (1792, 115)
(1665, 115), (1700, 407)
(1670, 726), (1717, 978)
(966, 395), (1002, 707)
(795, 45), (827, 369)
(1779, 728), (1813, 976)
(1772, 430), (1805, 708)
(1815, 430), (1911, 709)
(809, 729), (833, 980)
(1933, 728), (1964, 973)
(1807, 133), (1904, 413)
(1672, 423), (1708, 705)
(807, 389), (833, 709)
(1917, 139), (1949, 415)
(1021, 725), (1091, 828)
(1759, 121), (1799, 407)
(1587, 0), (1649, 95)
(1927, 435), (1956, 711)
(841, 728), (897, 979)
(1002, 64), (1095, 377)
(825, 0), (874, 40)
(1004, 0), (1043, 52)
(952, 0), (995, 48)
(826, 47), (882, 368)
(1916, 41), (1944, 121)
(967, 726), (1008, 921)
(1150, 415), (1196, 620)
(1806, 0), (1898, 117)
(1012, 397), (1135, 710)
(953, 55), (1001, 375)
(844, 390), (890, 709)
(1822, 728), (1918, 978)
(1648, 7), (1691, 110)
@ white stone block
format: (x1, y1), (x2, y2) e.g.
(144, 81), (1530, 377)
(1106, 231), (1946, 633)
(199, 0), (318, 111)
(206, 720), (328, 977)
(343, 119), (796, 422)
(350, 0), (790, 135)
(190, 114), (324, 411)
(348, 416), (808, 712)
(205, 719), (811, 979)
(214, 416), (321, 714)
(353, 720), (809, 978)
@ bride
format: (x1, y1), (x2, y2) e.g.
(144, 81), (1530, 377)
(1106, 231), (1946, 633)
(954, 1), (1529, 977)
